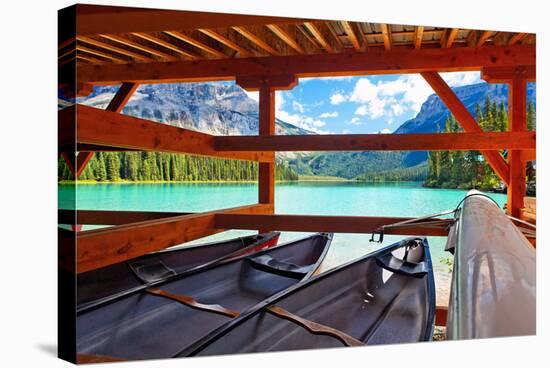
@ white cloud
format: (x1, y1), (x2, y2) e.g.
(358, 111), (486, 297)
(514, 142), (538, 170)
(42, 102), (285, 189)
(330, 92), (347, 105)
(275, 91), (330, 134)
(300, 76), (354, 83)
(319, 111), (338, 118)
(441, 72), (482, 87)
(292, 100), (305, 113)
(355, 105), (368, 116)
(349, 117), (361, 125)
(341, 129), (352, 134)
(379, 128), (392, 134)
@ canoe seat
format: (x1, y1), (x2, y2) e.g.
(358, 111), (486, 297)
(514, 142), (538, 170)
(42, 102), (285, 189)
(128, 260), (176, 283)
(374, 254), (428, 278)
(246, 255), (313, 279)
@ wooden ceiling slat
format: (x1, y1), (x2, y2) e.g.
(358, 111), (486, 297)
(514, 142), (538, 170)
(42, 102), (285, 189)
(341, 21), (361, 51)
(131, 32), (197, 59)
(76, 54), (106, 64)
(509, 33), (527, 46)
(76, 45), (127, 63)
(164, 31), (227, 58)
(414, 26), (424, 49)
(198, 29), (252, 57)
(232, 26), (279, 55)
(266, 24), (305, 54)
(441, 28), (459, 48)
(477, 31), (492, 47)
(380, 23), (392, 50)
(99, 34), (177, 61)
(303, 22), (334, 53)
(325, 22), (344, 50)
(77, 36), (154, 62)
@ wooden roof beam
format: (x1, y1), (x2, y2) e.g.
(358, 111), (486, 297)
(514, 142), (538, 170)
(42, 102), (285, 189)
(341, 21), (362, 51)
(74, 44), (535, 85)
(232, 26), (278, 55)
(198, 29), (252, 57)
(131, 32), (197, 59)
(380, 23), (392, 50)
(477, 31), (492, 47)
(303, 22), (334, 53)
(76, 44), (127, 63)
(481, 65), (536, 83)
(266, 24), (305, 54)
(164, 31), (227, 58)
(421, 71), (510, 184)
(99, 34), (177, 61)
(441, 28), (459, 48)
(414, 26), (424, 49)
(509, 33), (527, 45)
(77, 36), (154, 62)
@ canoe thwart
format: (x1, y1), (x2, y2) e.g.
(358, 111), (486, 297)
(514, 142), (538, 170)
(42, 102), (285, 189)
(266, 305), (364, 347)
(246, 255), (313, 279)
(146, 288), (240, 318)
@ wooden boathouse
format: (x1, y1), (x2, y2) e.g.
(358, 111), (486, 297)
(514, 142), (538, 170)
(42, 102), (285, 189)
(58, 3), (536, 360)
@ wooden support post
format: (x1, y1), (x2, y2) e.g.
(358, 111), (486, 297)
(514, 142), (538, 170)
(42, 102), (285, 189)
(421, 71), (510, 185)
(507, 77), (528, 217)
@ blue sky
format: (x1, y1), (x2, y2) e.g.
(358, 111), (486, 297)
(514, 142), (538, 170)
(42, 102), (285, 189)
(245, 72), (484, 134)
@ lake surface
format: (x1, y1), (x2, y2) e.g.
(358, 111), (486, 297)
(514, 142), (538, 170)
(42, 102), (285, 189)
(59, 181), (506, 305)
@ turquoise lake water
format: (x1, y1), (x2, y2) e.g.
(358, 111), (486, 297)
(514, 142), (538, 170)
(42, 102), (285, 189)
(59, 182), (506, 304)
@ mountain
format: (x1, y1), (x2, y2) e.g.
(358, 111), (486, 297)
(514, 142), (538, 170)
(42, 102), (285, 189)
(289, 82), (536, 179)
(76, 83), (314, 137)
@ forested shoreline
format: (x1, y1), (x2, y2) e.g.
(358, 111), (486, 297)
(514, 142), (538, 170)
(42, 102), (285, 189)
(425, 98), (536, 190)
(58, 152), (299, 182)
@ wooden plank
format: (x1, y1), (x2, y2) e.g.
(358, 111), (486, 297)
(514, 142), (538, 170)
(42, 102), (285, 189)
(75, 44), (535, 85)
(73, 4), (310, 37)
(341, 21), (361, 51)
(76, 204), (273, 273)
(131, 32), (197, 60)
(441, 28), (459, 48)
(215, 131), (535, 152)
(64, 104), (274, 163)
(215, 214), (449, 236)
(509, 33), (527, 46)
(77, 36), (154, 62)
(258, 84), (276, 207)
(105, 82), (139, 112)
(98, 34), (177, 61)
(266, 24), (305, 54)
(232, 26), (279, 55)
(198, 29), (252, 57)
(414, 26), (424, 49)
(477, 31), (492, 47)
(380, 24), (392, 50)
(59, 209), (190, 225)
(421, 71), (510, 184)
(304, 22), (334, 53)
(76, 44), (128, 63)
(164, 31), (227, 58)
(507, 77), (528, 218)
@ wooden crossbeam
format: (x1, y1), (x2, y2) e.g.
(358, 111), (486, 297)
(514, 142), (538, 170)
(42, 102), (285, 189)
(131, 32), (197, 60)
(76, 203), (272, 273)
(164, 31), (227, 58)
(59, 104), (274, 163)
(77, 36), (154, 62)
(59, 209), (190, 226)
(232, 26), (278, 55)
(98, 34), (177, 61)
(75, 44), (535, 85)
(303, 22), (334, 53)
(421, 71), (511, 184)
(266, 24), (305, 54)
(198, 29), (252, 57)
(214, 131), (535, 152)
(380, 24), (392, 50)
(481, 65), (535, 83)
(214, 214), (450, 236)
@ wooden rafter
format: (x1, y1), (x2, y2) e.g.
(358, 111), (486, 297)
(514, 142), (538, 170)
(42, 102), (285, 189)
(325, 22), (344, 50)
(131, 32), (197, 59)
(215, 214), (450, 237)
(232, 26), (278, 55)
(421, 71), (510, 184)
(197, 29), (252, 57)
(76, 44), (127, 63)
(214, 131), (535, 152)
(59, 104), (274, 163)
(266, 24), (305, 54)
(303, 22), (334, 53)
(380, 23), (392, 50)
(341, 21), (361, 51)
(441, 28), (459, 48)
(76, 203), (273, 273)
(414, 26), (424, 49)
(77, 36), (154, 62)
(99, 34), (177, 61)
(509, 32), (527, 46)
(74, 44), (535, 85)
(477, 31), (492, 47)
(163, 31), (227, 58)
